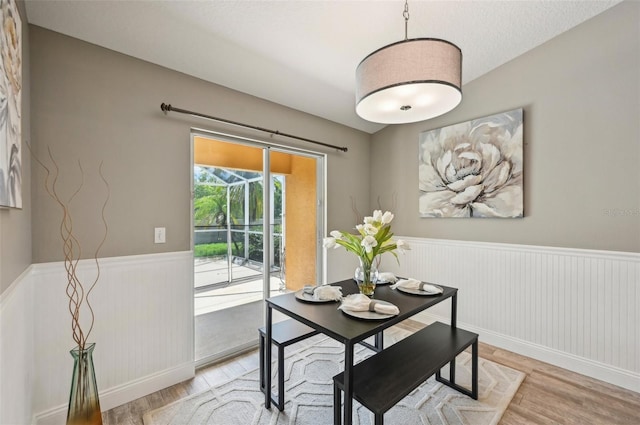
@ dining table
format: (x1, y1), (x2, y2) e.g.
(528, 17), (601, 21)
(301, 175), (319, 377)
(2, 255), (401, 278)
(263, 278), (458, 425)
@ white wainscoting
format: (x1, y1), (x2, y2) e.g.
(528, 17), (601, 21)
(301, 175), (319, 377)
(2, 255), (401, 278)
(3, 243), (638, 423)
(380, 237), (640, 393)
(31, 251), (194, 425)
(0, 267), (34, 425)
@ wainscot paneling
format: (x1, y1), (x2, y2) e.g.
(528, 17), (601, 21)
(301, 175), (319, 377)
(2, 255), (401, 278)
(31, 251), (194, 425)
(0, 267), (34, 425)
(379, 237), (639, 393)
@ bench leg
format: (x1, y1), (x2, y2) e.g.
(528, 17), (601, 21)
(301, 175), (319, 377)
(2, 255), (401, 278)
(259, 332), (266, 394)
(435, 338), (479, 400)
(333, 380), (342, 425)
(259, 331), (287, 410)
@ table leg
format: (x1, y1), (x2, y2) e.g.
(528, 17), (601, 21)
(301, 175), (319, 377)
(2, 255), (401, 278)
(265, 306), (272, 409)
(342, 343), (354, 425)
(374, 331), (384, 351)
(450, 292), (457, 382)
(471, 339), (479, 399)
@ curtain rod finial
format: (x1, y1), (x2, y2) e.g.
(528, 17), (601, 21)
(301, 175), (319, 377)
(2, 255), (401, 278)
(160, 103), (171, 114)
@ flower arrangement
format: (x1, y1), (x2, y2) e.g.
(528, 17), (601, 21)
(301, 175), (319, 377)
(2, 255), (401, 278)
(323, 210), (409, 294)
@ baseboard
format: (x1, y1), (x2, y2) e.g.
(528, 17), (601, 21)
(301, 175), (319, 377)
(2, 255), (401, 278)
(413, 311), (640, 393)
(33, 361), (195, 425)
(195, 340), (258, 369)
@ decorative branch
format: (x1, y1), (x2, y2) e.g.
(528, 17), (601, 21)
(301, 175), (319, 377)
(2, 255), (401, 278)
(85, 162), (110, 342)
(29, 143), (110, 351)
(350, 196), (363, 226)
(351, 192), (398, 229)
(375, 192), (398, 212)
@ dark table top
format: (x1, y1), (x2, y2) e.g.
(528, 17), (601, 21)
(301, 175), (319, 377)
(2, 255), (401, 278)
(266, 279), (457, 345)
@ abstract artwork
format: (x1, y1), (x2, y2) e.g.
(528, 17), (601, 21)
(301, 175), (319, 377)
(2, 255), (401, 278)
(419, 108), (523, 218)
(0, 0), (21, 208)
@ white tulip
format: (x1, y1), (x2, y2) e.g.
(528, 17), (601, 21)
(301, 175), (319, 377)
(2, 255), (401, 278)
(396, 239), (411, 252)
(363, 223), (378, 236)
(330, 230), (343, 239)
(381, 211), (394, 224)
(323, 237), (337, 249)
(361, 235), (378, 253)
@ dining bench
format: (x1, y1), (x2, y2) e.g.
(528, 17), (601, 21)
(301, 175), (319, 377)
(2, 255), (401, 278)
(332, 321), (478, 425)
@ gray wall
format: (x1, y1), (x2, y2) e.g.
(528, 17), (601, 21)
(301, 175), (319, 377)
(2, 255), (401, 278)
(371, 1), (639, 253)
(29, 26), (370, 264)
(0, 0), (31, 293)
(5, 1), (639, 290)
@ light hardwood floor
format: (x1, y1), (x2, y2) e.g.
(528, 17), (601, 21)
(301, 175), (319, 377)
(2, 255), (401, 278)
(103, 320), (640, 425)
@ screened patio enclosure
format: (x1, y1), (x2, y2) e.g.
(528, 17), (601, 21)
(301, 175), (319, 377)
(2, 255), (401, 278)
(193, 165), (285, 296)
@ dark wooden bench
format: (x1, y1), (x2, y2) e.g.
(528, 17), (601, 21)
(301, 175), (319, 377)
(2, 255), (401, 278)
(259, 319), (319, 411)
(333, 321), (478, 425)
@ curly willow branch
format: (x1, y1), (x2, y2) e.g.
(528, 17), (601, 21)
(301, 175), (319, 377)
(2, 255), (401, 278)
(350, 193), (398, 229)
(84, 161), (110, 342)
(49, 148), (86, 348)
(375, 192), (398, 212)
(350, 196), (363, 226)
(28, 142), (110, 352)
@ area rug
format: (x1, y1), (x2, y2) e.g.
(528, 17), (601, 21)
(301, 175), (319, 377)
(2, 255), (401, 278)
(144, 335), (524, 425)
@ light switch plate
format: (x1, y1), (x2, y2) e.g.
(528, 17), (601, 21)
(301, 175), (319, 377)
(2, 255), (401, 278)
(154, 227), (166, 244)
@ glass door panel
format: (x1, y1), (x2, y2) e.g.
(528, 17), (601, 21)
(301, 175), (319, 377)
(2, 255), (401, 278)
(192, 133), (324, 365)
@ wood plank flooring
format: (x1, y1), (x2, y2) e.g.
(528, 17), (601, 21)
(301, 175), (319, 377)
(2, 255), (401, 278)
(103, 320), (640, 425)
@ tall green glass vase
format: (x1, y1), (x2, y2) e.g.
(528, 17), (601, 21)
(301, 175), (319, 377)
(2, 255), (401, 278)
(67, 343), (102, 425)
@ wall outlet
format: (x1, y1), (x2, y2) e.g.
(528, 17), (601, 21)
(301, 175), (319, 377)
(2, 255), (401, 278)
(154, 227), (166, 244)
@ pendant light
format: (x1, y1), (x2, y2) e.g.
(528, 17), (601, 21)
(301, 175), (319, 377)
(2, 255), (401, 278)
(355, 1), (462, 124)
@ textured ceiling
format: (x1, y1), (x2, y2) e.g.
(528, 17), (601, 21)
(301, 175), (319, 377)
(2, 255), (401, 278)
(24, 0), (622, 133)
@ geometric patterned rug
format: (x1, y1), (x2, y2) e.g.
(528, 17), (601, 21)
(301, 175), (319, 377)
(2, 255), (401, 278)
(144, 332), (524, 425)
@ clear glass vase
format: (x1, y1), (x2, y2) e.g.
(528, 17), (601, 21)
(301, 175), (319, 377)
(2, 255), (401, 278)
(354, 257), (378, 296)
(67, 343), (103, 425)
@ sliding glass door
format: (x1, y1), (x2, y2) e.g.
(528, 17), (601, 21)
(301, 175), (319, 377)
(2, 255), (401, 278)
(192, 131), (325, 365)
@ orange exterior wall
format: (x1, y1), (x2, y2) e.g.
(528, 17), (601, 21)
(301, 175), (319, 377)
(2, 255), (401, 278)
(194, 136), (291, 174)
(284, 155), (317, 290)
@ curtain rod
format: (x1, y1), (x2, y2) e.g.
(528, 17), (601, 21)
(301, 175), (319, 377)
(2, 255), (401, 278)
(160, 103), (348, 152)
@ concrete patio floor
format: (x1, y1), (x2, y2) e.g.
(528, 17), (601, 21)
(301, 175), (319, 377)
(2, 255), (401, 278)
(194, 257), (288, 316)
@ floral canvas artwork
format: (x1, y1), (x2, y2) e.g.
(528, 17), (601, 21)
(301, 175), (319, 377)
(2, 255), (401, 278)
(0, 0), (21, 208)
(419, 109), (523, 218)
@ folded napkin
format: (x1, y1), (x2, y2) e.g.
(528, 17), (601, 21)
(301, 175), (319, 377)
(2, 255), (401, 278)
(391, 278), (443, 294)
(377, 272), (398, 283)
(303, 285), (343, 301)
(338, 294), (399, 315)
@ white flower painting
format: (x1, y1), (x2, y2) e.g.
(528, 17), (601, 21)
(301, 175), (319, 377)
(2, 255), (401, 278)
(0, 0), (21, 208)
(419, 109), (523, 218)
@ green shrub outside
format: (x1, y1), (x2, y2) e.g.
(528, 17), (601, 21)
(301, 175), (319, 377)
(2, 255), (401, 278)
(194, 243), (230, 258)
(194, 238), (281, 262)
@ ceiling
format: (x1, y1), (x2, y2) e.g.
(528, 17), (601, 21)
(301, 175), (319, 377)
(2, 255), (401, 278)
(24, 0), (622, 134)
